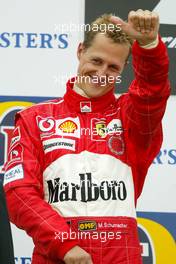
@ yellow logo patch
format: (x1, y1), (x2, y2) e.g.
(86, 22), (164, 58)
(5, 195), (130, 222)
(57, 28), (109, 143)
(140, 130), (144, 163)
(78, 221), (97, 231)
(95, 121), (107, 138)
(59, 120), (78, 133)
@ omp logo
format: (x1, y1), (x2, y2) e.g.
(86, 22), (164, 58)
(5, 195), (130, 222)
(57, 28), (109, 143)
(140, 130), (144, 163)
(138, 217), (176, 264)
(78, 221), (97, 231)
(0, 101), (33, 174)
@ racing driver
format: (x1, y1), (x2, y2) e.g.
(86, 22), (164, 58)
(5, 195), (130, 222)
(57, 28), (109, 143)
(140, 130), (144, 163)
(3, 9), (170, 264)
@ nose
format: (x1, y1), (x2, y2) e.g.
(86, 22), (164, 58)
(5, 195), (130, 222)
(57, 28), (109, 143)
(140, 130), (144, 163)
(96, 65), (108, 77)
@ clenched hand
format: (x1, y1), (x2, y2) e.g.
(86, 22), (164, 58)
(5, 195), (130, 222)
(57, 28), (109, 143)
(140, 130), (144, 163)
(111, 9), (159, 46)
(64, 246), (93, 264)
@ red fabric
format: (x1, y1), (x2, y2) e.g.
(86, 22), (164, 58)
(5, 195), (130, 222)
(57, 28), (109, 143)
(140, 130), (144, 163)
(32, 216), (142, 264)
(4, 37), (170, 263)
(64, 78), (116, 113)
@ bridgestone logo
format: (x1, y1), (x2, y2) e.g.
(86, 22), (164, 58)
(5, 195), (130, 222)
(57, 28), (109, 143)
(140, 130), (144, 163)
(47, 173), (127, 203)
(44, 141), (73, 150)
(43, 138), (75, 153)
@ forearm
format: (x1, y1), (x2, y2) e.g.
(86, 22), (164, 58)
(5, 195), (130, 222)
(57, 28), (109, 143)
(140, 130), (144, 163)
(125, 38), (170, 135)
(5, 187), (78, 261)
(132, 36), (169, 86)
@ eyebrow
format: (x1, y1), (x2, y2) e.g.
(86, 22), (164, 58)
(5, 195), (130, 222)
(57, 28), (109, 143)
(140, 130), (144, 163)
(90, 56), (102, 61)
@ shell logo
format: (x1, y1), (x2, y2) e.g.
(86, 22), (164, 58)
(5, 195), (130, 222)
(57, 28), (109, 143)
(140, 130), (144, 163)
(59, 120), (78, 133)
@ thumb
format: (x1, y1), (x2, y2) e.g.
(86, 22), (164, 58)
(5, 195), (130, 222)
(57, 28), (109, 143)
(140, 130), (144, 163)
(110, 16), (128, 32)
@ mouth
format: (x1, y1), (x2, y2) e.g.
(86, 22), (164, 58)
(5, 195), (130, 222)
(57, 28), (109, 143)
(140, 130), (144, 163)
(88, 75), (108, 87)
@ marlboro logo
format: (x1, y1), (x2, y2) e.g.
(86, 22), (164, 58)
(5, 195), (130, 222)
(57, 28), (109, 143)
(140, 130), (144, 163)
(46, 173), (127, 203)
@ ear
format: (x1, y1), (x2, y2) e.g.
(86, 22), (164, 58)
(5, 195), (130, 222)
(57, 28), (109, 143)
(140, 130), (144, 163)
(77, 43), (86, 60)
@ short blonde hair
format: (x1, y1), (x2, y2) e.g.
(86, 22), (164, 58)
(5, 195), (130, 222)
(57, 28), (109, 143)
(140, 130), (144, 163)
(83, 14), (133, 49)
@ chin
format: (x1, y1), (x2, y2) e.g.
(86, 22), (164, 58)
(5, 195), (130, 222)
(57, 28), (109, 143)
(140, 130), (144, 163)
(87, 89), (109, 98)
(82, 81), (113, 97)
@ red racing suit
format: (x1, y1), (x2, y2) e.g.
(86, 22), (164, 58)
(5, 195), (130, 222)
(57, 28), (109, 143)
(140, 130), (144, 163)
(4, 38), (170, 264)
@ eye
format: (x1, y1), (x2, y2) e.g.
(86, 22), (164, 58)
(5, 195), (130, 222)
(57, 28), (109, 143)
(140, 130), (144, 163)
(109, 65), (120, 72)
(91, 58), (102, 65)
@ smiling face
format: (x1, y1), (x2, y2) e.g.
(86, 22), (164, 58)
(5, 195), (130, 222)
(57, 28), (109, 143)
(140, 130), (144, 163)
(76, 33), (130, 98)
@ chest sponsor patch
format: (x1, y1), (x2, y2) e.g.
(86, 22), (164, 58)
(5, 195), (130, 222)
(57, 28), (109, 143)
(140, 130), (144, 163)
(3, 164), (24, 185)
(107, 119), (123, 135)
(56, 117), (80, 138)
(37, 116), (80, 138)
(108, 135), (125, 155)
(43, 138), (76, 153)
(91, 118), (123, 141)
(78, 221), (97, 231)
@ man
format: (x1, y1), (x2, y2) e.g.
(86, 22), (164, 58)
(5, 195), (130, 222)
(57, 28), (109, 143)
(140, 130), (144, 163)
(3, 9), (170, 264)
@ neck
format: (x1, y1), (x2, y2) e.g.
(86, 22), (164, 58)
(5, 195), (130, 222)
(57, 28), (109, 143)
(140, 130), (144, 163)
(73, 82), (90, 98)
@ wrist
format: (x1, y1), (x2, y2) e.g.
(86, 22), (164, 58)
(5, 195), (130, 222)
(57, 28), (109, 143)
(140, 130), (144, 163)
(137, 35), (159, 49)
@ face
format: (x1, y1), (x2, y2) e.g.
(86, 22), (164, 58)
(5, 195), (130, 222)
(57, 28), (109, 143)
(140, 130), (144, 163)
(76, 33), (130, 98)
